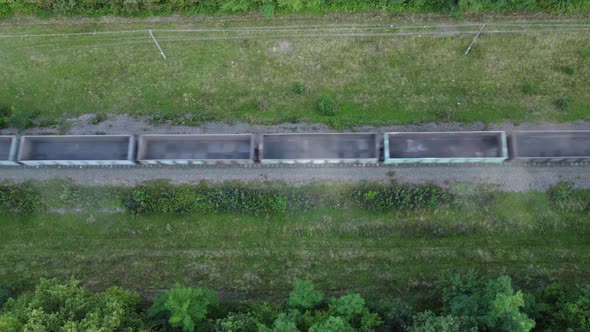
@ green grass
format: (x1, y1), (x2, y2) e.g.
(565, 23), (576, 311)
(0, 16), (589, 127)
(1, 190), (589, 303)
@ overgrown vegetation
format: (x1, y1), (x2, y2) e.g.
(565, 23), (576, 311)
(0, 106), (38, 130)
(0, 180), (454, 216)
(1, 0), (589, 18)
(2, 275), (590, 331)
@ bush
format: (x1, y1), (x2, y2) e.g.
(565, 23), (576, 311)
(7, 107), (38, 130)
(351, 181), (450, 212)
(521, 82), (539, 95)
(292, 82), (305, 95)
(215, 312), (260, 331)
(0, 184), (43, 214)
(0, 278), (144, 331)
(148, 284), (218, 332)
(554, 96), (570, 111)
(435, 272), (535, 332)
(288, 279), (323, 310)
(548, 181), (587, 211)
(317, 95), (338, 116)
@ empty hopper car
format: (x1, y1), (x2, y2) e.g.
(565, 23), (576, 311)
(0, 131), (588, 166)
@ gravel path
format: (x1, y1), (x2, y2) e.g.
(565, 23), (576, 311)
(2, 115), (590, 137)
(1, 164), (589, 191)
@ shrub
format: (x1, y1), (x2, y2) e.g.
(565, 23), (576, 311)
(351, 182), (450, 212)
(7, 107), (37, 129)
(548, 181), (587, 211)
(521, 82), (539, 95)
(215, 312), (260, 331)
(408, 311), (465, 332)
(288, 279), (323, 310)
(0, 184), (43, 214)
(148, 284), (218, 332)
(292, 82), (305, 95)
(317, 95), (338, 116)
(89, 112), (108, 125)
(435, 272), (535, 332)
(560, 65), (576, 75)
(0, 278), (144, 331)
(309, 316), (353, 332)
(375, 298), (415, 331)
(259, 2), (275, 17)
(554, 96), (571, 111)
(0, 106), (11, 129)
(272, 313), (299, 332)
(0, 316), (21, 332)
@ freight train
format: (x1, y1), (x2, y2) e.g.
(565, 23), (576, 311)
(1, 131), (589, 166)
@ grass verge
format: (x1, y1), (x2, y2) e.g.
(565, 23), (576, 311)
(0, 16), (589, 128)
(1, 190), (588, 304)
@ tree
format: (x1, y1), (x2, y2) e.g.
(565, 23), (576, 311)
(436, 273), (535, 332)
(408, 311), (465, 332)
(557, 285), (590, 331)
(272, 313), (299, 332)
(288, 279), (323, 310)
(329, 293), (382, 330)
(0, 278), (144, 331)
(148, 284), (218, 332)
(215, 312), (260, 332)
(309, 316), (353, 332)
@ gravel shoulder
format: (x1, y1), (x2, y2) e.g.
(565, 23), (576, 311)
(1, 164), (589, 192)
(1, 115), (590, 136)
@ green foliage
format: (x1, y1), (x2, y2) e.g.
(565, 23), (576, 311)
(148, 284), (218, 332)
(436, 272), (535, 331)
(351, 181), (450, 212)
(0, 183), (43, 215)
(548, 181), (587, 212)
(521, 82), (539, 95)
(317, 95), (338, 116)
(259, 2), (275, 17)
(272, 313), (299, 332)
(554, 96), (571, 111)
(560, 65), (577, 76)
(375, 299), (415, 331)
(556, 285), (590, 331)
(292, 82), (306, 95)
(89, 112), (108, 125)
(408, 311), (466, 332)
(0, 278), (144, 331)
(6, 107), (38, 130)
(288, 278), (323, 310)
(148, 111), (219, 126)
(215, 312), (260, 331)
(2, 0), (589, 18)
(0, 288), (14, 309)
(309, 316), (353, 332)
(579, 48), (590, 59)
(0, 316), (21, 332)
(0, 106), (11, 129)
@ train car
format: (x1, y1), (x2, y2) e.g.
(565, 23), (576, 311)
(259, 133), (379, 164)
(0, 136), (19, 166)
(384, 131), (508, 163)
(511, 130), (590, 162)
(137, 134), (255, 165)
(17, 135), (135, 166)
